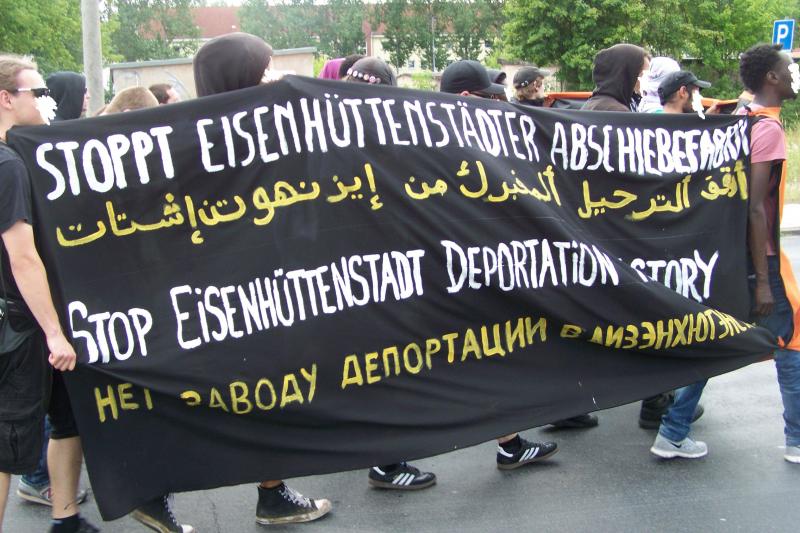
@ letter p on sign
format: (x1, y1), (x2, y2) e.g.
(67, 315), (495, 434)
(773, 19), (795, 52)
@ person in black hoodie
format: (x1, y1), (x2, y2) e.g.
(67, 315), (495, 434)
(582, 43), (650, 112)
(566, 43), (705, 433)
(45, 72), (87, 121)
(194, 32), (332, 527)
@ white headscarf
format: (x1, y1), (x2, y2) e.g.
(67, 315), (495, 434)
(638, 56), (680, 113)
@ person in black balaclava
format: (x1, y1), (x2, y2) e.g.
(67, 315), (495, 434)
(582, 43), (650, 112)
(192, 32), (333, 527)
(193, 32), (273, 97)
(45, 72), (87, 121)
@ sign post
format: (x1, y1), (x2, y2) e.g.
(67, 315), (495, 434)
(773, 19), (795, 51)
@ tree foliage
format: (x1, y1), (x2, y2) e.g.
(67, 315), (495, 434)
(503, 0), (785, 94)
(240, 0), (366, 57)
(378, 0), (505, 70)
(105, 0), (201, 62)
(0, 0), (84, 75)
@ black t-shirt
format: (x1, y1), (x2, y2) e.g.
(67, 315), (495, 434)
(0, 140), (34, 306)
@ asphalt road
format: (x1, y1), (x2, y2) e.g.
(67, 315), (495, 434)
(5, 240), (800, 533)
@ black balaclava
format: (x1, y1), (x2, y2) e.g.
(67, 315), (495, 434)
(46, 71), (86, 121)
(590, 44), (647, 110)
(194, 32), (273, 97)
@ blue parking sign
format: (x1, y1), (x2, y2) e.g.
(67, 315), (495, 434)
(773, 19), (795, 51)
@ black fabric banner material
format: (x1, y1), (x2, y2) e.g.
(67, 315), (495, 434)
(8, 77), (774, 519)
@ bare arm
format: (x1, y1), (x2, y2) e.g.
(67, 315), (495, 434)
(748, 160), (775, 316)
(2, 221), (76, 370)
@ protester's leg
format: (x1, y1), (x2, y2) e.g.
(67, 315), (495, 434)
(47, 436), (82, 519)
(256, 479), (331, 525)
(0, 472), (10, 529)
(656, 381), (707, 443)
(754, 257), (800, 461)
(46, 370), (98, 533)
(775, 348), (800, 456)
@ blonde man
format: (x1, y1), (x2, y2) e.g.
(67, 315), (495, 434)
(0, 54), (96, 533)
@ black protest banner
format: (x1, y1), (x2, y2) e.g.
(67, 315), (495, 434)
(8, 76), (774, 519)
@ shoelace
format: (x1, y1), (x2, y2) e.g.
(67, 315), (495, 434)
(280, 485), (311, 508)
(163, 494), (179, 526)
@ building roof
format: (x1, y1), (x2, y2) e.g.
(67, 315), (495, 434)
(192, 7), (241, 39)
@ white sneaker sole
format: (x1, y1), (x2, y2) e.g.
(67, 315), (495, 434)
(784, 454), (800, 464)
(650, 445), (707, 459)
(130, 510), (195, 533)
(256, 498), (332, 525)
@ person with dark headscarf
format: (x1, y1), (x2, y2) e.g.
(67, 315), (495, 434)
(194, 32), (274, 97)
(45, 72), (87, 121)
(582, 43), (650, 112)
(344, 57), (396, 86)
(318, 58), (345, 80)
(563, 43), (705, 434)
(191, 32), (332, 527)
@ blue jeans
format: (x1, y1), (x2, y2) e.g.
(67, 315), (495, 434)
(754, 257), (800, 447)
(21, 416), (50, 488)
(659, 381), (707, 442)
(659, 256), (800, 446)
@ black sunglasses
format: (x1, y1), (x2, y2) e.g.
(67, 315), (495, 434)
(11, 87), (51, 98)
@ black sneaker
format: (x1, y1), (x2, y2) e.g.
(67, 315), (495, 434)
(49, 516), (100, 533)
(130, 495), (195, 533)
(256, 483), (332, 525)
(368, 462), (437, 490)
(496, 438), (558, 470)
(549, 414), (599, 429)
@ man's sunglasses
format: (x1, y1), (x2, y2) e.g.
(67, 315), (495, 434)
(11, 87), (51, 98)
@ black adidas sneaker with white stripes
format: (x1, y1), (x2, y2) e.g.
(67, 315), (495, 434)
(368, 462), (437, 490)
(496, 438), (558, 470)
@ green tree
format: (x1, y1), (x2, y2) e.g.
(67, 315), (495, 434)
(0, 0), (84, 75)
(444, 0), (506, 62)
(379, 0), (418, 69)
(503, 0), (643, 89)
(239, 0), (320, 50)
(106, 0), (202, 62)
(682, 0), (783, 97)
(317, 0), (366, 57)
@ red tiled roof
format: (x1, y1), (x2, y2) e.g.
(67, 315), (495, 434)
(192, 7), (241, 39)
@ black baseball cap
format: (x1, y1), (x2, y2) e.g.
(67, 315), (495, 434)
(658, 70), (711, 104)
(513, 66), (550, 89)
(486, 68), (507, 85)
(440, 60), (506, 95)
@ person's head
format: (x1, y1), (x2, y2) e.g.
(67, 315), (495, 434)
(592, 43), (650, 105)
(640, 57), (680, 98)
(319, 58), (345, 80)
(338, 54), (366, 80)
(740, 43), (798, 103)
(0, 54), (51, 130)
(344, 57), (396, 86)
(439, 60), (505, 99)
(194, 32), (273, 97)
(513, 66), (549, 101)
(103, 87), (159, 114)
(46, 71), (87, 120)
(658, 70), (711, 113)
(486, 68), (507, 86)
(149, 83), (180, 104)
